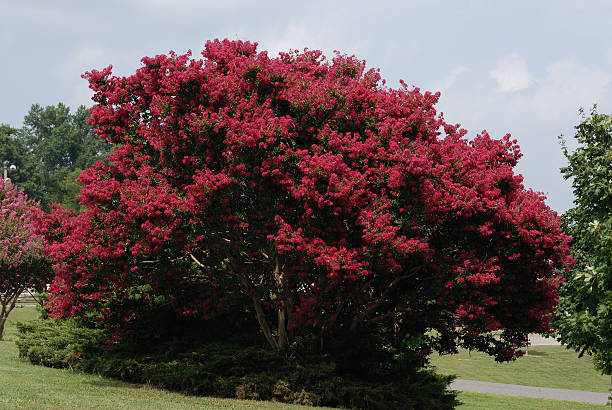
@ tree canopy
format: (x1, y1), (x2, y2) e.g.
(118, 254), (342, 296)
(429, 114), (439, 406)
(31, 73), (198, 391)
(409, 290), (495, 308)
(41, 40), (572, 363)
(1, 103), (111, 211)
(553, 108), (612, 375)
(0, 124), (38, 196)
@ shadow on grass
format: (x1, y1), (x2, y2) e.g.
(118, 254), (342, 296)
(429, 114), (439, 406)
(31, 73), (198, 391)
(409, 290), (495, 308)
(84, 378), (144, 389)
(523, 349), (551, 357)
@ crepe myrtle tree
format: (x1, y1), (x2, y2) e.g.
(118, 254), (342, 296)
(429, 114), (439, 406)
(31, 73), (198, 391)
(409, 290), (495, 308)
(42, 39), (572, 361)
(0, 180), (52, 340)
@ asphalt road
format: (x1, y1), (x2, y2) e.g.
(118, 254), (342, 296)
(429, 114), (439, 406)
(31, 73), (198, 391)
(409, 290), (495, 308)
(450, 379), (610, 405)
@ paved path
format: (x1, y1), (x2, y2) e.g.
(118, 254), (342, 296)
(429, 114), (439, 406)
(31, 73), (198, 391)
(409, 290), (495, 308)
(450, 379), (610, 405)
(528, 334), (561, 346)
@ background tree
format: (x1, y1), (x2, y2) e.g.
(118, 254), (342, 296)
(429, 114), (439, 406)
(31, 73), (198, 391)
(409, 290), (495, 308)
(0, 180), (52, 340)
(42, 40), (571, 367)
(9, 103), (111, 210)
(553, 107), (612, 375)
(0, 124), (39, 195)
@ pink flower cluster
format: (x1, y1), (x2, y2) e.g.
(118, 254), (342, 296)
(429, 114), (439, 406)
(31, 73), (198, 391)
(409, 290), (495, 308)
(0, 180), (51, 302)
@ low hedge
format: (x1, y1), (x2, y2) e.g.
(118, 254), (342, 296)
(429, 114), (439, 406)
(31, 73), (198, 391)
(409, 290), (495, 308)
(15, 319), (104, 369)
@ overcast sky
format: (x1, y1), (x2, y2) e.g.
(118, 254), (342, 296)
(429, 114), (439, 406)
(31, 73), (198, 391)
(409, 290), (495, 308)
(2, 0), (611, 213)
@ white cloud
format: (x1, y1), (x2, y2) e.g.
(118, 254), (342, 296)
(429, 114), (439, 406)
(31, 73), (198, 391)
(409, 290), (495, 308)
(489, 53), (533, 93)
(436, 55), (611, 213)
(530, 58), (610, 121)
(434, 66), (467, 93)
(265, 24), (319, 57)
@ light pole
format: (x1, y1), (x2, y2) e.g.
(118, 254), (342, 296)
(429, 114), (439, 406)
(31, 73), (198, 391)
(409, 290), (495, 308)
(2, 161), (16, 182)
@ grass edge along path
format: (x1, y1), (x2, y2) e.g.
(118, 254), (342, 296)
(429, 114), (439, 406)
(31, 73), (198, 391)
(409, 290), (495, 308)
(457, 391), (610, 409)
(451, 379), (610, 405)
(430, 346), (611, 393)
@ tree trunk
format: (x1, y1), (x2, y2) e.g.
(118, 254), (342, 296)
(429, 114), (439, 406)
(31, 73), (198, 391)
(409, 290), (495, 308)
(0, 316), (6, 341)
(192, 249), (284, 350)
(0, 287), (22, 341)
(239, 274), (279, 350)
(286, 294), (294, 340)
(277, 307), (287, 349)
(273, 254), (288, 349)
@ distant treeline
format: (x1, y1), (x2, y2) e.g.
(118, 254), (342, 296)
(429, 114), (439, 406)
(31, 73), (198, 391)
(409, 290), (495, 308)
(0, 103), (112, 211)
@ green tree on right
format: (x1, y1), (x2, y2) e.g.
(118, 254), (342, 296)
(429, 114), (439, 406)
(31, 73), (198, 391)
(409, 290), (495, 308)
(553, 107), (612, 375)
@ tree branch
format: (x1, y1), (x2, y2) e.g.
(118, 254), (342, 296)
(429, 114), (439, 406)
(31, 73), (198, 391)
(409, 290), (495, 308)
(189, 253), (206, 268)
(350, 266), (421, 331)
(26, 289), (45, 308)
(367, 310), (397, 324)
(240, 273), (279, 350)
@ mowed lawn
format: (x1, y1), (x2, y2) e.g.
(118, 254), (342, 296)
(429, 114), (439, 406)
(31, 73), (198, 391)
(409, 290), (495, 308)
(430, 345), (611, 393)
(1, 307), (609, 409)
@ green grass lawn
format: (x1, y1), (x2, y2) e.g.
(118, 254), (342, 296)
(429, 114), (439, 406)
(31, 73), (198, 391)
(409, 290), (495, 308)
(430, 345), (611, 393)
(2, 307), (610, 409)
(1, 305), (39, 340)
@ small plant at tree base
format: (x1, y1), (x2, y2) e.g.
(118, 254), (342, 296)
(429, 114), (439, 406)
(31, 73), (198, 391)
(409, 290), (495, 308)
(553, 107), (612, 375)
(41, 39), (572, 369)
(0, 180), (52, 339)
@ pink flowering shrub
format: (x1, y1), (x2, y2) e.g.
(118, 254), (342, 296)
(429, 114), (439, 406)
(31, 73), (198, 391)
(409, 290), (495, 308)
(0, 180), (52, 339)
(42, 40), (572, 360)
